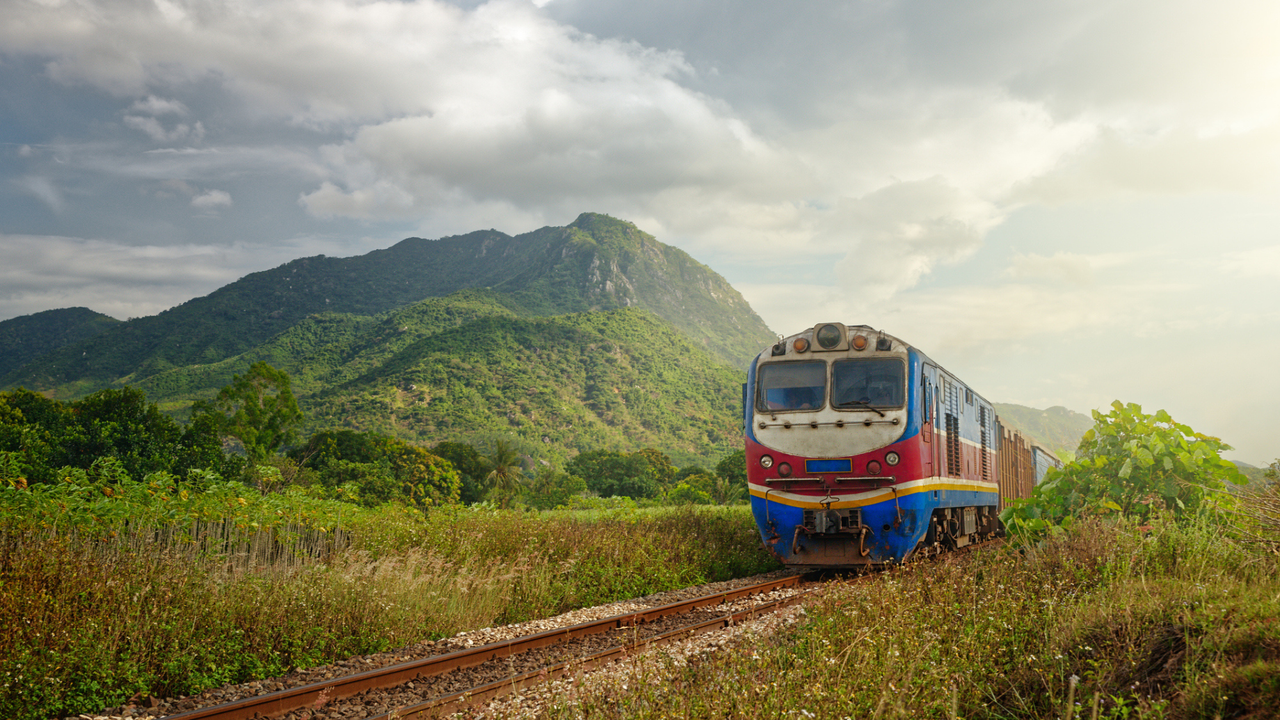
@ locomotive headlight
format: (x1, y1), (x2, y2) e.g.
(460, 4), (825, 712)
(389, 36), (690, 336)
(867, 460), (882, 475)
(777, 462), (793, 478)
(851, 334), (869, 351)
(794, 337), (810, 353)
(760, 455), (774, 469)
(816, 324), (842, 349)
(885, 452), (900, 466)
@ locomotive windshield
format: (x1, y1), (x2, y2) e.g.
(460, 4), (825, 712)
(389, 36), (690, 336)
(832, 358), (905, 408)
(757, 361), (826, 411)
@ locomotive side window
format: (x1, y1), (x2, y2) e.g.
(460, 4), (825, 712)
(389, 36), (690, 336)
(757, 362), (827, 411)
(832, 358), (905, 408)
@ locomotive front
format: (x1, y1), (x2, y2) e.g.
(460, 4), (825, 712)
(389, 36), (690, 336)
(746, 322), (934, 568)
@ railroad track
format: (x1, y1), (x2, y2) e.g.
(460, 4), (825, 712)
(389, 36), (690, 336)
(160, 574), (816, 720)
(152, 540), (1004, 720)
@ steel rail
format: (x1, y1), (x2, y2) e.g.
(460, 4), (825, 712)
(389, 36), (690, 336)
(160, 574), (806, 720)
(371, 581), (820, 719)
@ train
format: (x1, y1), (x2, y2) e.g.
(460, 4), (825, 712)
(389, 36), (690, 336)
(744, 322), (1058, 569)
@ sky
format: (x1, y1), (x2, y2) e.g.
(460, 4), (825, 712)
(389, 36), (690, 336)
(2, 0), (1279, 465)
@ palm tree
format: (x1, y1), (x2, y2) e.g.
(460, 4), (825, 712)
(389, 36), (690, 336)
(483, 438), (526, 508)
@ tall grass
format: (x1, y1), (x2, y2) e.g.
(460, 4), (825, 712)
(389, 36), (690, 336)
(0, 484), (777, 719)
(546, 509), (1280, 720)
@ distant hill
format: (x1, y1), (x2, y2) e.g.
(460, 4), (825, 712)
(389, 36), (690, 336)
(1, 214), (773, 467)
(993, 403), (1094, 458)
(0, 308), (119, 378)
(1, 213), (774, 397)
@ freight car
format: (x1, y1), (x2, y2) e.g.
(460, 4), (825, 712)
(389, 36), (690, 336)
(745, 322), (1039, 568)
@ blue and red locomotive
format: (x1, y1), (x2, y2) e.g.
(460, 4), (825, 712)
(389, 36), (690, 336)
(745, 322), (1037, 568)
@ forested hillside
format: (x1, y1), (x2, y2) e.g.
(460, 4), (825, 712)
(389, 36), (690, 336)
(1, 213), (774, 397)
(2, 215), (769, 466)
(994, 402), (1093, 457)
(0, 307), (118, 378)
(304, 308), (744, 468)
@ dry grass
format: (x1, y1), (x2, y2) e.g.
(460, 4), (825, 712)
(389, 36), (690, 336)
(0, 504), (776, 719)
(543, 512), (1280, 720)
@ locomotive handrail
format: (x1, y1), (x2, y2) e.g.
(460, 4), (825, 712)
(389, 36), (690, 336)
(757, 417), (900, 429)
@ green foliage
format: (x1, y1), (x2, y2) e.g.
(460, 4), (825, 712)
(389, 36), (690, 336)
(565, 447), (678, 499)
(481, 437), (527, 508)
(0, 307), (119, 379)
(302, 307), (745, 468)
(431, 441), (488, 504)
(290, 429), (460, 509)
(1002, 401), (1247, 538)
(192, 362), (302, 462)
(523, 467), (587, 510)
(715, 448), (746, 486)
(668, 480), (713, 505)
(0, 387), (242, 485)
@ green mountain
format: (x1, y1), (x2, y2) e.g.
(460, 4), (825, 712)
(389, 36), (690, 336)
(127, 293), (741, 467)
(2, 214), (772, 467)
(994, 403), (1094, 458)
(0, 308), (119, 378)
(305, 307), (744, 467)
(1, 213), (774, 397)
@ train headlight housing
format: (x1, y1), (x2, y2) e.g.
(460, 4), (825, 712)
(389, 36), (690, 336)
(794, 337), (810, 353)
(867, 460), (882, 475)
(777, 462), (793, 478)
(816, 324), (842, 349)
(885, 452), (900, 466)
(851, 334), (869, 351)
(760, 455), (774, 469)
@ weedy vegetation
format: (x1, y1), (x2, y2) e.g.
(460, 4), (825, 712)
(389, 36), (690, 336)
(0, 472), (775, 719)
(539, 403), (1279, 720)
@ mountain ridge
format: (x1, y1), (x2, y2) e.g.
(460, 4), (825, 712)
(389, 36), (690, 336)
(1, 213), (775, 397)
(0, 307), (120, 379)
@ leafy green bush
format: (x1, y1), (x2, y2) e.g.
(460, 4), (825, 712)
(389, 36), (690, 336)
(1002, 401), (1246, 538)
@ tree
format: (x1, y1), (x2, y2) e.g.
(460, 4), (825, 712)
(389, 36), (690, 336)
(291, 429), (461, 508)
(631, 447), (676, 492)
(566, 449), (659, 499)
(715, 449), (747, 487)
(1002, 401), (1247, 537)
(389, 444), (461, 508)
(482, 437), (527, 508)
(668, 480), (712, 505)
(66, 387), (182, 481)
(192, 362), (303, 462)
(524, 467), (587, 510)
(0, 389), (70, 484)
(432, 441), (488, 504)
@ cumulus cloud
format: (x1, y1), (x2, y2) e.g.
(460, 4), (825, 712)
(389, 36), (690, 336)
(190, 189), (231, 209)
(825, 178), (999, 302)
(129, 95), (189, 116)
(123, 115), (206, 143)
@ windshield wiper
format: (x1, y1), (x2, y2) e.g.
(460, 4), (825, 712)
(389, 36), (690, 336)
(835, 399), (886, 417)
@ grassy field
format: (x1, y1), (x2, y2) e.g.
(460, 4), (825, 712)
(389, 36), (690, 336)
(0, 480), (777, 719)
(544, 500), (1280, 719)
